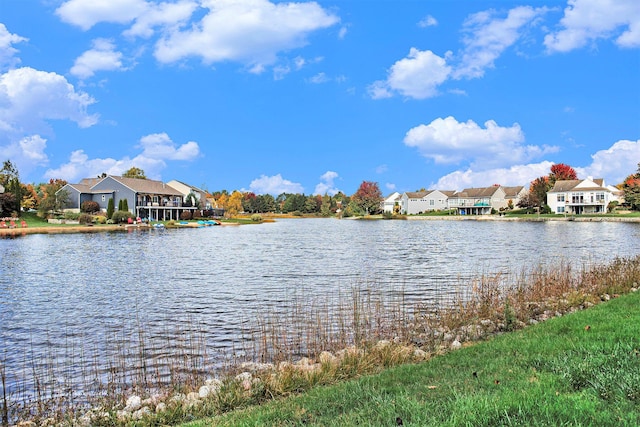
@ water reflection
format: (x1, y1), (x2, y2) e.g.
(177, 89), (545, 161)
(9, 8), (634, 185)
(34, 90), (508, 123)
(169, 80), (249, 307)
(1, 219), (639, 397)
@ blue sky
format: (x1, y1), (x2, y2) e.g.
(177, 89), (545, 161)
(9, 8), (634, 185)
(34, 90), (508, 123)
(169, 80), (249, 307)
(1, 0), (638, 195)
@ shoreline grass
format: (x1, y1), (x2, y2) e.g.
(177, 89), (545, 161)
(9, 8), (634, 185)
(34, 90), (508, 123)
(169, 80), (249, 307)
(192, 290), (640, 426)
(1, 255), (639, 426)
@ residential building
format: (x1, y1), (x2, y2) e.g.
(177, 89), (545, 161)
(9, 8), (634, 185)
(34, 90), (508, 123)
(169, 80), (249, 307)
(57, 175), (200, 221)
(547, 177), (619, 214)
(501, 186), (527, 209)
(166, 180), (210, 209)
(400, 190), (452, 215)
(448, 186), (508, 215)
(382, 192), (401, 213)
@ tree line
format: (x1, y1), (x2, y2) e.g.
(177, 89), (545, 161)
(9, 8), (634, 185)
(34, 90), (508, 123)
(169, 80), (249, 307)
(2, 159), (639, 219)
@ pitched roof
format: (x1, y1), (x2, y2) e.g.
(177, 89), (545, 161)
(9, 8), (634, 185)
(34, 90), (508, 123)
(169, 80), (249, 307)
(452, 186), (502, 198)
(502, 186), (525, 198)
(100, 176), (183, 195)
(404, 191), (429, 198)
(549, 179), (608, 193)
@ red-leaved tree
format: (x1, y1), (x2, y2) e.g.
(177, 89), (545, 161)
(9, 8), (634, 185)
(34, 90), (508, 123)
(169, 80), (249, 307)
(352, 181), (382, 215)
(549, 163), (578, 183)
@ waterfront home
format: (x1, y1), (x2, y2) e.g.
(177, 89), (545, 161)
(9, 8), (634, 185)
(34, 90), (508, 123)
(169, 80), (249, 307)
(546, 177), (620, 214)
(57, 175), (200, 221)
(400, 190), (453, 215)
(501, 186), (527, 209)
(382, 192), (401, 213)
(448, 186), (509, 215)
(166, 180), (210, 210)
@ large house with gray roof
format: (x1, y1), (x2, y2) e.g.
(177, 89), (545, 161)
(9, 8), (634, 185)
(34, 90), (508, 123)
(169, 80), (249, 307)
(447, 186), (510, 215)
(546, 177), (620, 214)
(57, 175), (203, 221)
(400, 190), (453, 214)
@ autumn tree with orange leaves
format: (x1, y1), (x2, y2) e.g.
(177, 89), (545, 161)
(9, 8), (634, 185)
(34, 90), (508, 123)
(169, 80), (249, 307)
(622, 162), (640, 210)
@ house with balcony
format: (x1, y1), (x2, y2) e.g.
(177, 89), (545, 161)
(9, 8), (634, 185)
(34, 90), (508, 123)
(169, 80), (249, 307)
(448, 186), (508, 215)
(400, 190), (453, 214)
(546, 177), (619, 214)
(166, 180), (210, 210)
(57, 175), (200, 221)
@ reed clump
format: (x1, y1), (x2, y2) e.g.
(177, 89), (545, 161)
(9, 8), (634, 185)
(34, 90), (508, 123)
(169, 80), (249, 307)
(1, 255), (639, 426)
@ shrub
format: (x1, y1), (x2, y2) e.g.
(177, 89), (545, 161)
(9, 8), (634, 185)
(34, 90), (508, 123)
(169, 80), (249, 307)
(78, 213), (93, 225)
(111, 210), (133, 224)
(80, 200), (100, 213)
(107, 198), (114, 219)
(93, 215), (107, 224)
(64, 211), (80, 220)
(251, 214), (263, 222)
(180, 211), (193, 220)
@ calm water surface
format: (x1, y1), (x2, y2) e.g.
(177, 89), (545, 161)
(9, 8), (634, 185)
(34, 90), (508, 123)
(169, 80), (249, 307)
(1, 219), (639, 395)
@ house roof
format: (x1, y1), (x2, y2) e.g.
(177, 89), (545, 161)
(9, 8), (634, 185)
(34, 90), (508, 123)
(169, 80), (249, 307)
(167, 179), (207, 194)
(453, 186), (502, 198)
(549, 179), (607, 193)
(404, 191), (429, 198)
(502, 186), (525, 198)
(107, 176), (184, 195)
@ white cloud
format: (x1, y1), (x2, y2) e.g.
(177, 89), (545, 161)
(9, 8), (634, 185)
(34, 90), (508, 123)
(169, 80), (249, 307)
(44, 132), (201, 182)
(314, 170), (340, 195)
(404, 116), (557, 168)
(0, 24), (27, 71)
(56, 0), (148, 31)
(0, 134), (49, 179)
(579, 139), (640, 184)
(249, 174), (304, 195)
(454, 6), (550, 79)
(338, 26), (348, 39)
(70, 39), (125, 79)
(137, 132), (200, 160)
(544, 0), (640, 52)
(0, 67), (98, 137)
(124, 1), (198, 39)
(154, 0), (339, 70)
(418, 15), (438, 28)
(309, 72), (329, 84)
(368, 48), (451, 100)
(434, 161), (554, 191)
(385, 182), (396, 191)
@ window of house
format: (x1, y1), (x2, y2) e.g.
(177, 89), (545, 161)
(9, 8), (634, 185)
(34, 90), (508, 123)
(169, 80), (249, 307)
(558, 206), (565, 213)
(557, 194), (565, 202)
(571, 193), (584, 204)
(430, 200), (434, 206)
(153, 196), (159, 204)
(596, 192), (605, 202)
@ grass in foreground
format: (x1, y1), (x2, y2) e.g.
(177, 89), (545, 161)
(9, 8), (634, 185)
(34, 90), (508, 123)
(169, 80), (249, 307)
(185, 291), (640, 426)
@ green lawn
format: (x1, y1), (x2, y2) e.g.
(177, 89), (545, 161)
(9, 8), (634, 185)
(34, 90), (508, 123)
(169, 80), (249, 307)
(185, 291), (640, 426)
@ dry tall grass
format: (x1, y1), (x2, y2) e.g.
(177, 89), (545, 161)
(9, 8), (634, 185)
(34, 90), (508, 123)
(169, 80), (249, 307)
(1, 256), (639, 426)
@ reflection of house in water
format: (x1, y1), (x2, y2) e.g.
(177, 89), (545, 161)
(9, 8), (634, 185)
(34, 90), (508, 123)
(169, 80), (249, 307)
(57, 175), (204, 221)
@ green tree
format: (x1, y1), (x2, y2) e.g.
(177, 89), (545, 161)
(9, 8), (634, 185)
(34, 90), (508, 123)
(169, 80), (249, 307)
(107, 198), (115, 219)
(122, 167), (146, 179)
(122, 198), (129, 211)
(529, 176), (552, 208)
(118, 199), (124, 211)
(352, 181), (382, 215)
(320, 194), (332, 217)
(37, 179), (68, 217)
(0, 160), (23, 215)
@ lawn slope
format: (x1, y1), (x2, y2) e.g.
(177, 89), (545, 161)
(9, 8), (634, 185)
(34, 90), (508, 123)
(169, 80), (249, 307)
(186, 291), (640, 426)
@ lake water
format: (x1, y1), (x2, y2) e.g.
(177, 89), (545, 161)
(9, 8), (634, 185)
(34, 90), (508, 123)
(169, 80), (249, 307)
(1, 218), (640, 401)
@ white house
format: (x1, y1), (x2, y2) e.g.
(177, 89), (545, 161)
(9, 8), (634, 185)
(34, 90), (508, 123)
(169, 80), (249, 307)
(382, 192), (401, 213)
(166, 180), (210, 209)
(547, 177), (618, 214)
(400, 190), (452, 215)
